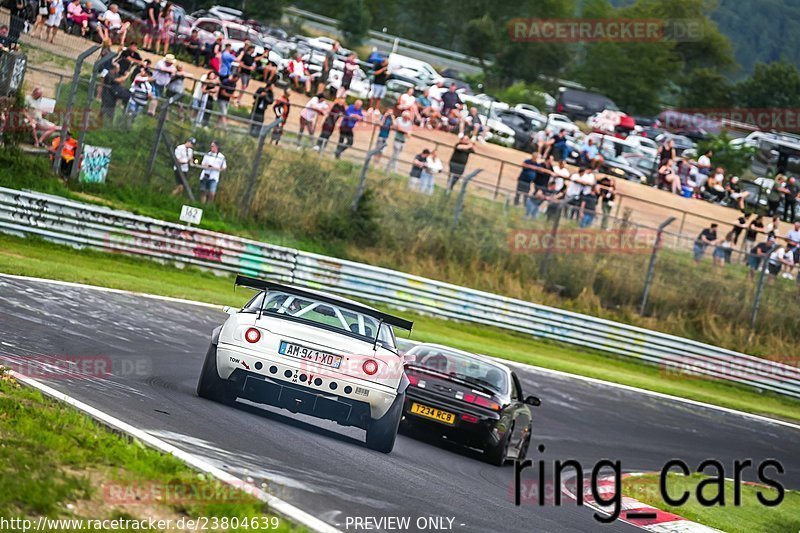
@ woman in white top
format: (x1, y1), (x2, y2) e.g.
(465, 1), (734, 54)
(45, 0), (64, 43)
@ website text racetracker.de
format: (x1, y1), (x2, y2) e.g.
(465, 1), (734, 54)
(1, 516), (282, 532)
(509, 229), (659, 255)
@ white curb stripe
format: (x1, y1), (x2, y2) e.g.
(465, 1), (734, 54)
(8, 370), (342, 533)
(3, 273), (799, 433)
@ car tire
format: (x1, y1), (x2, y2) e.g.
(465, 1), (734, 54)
(196, 343), (233, 403)
(365, 392), (405, 454)
(485, 426), (512, 467)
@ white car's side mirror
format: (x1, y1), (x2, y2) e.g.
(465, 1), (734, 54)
(222, 306), (236, 315)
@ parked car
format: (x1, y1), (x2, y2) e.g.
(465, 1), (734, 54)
(547, 113), (580, 135)
(495, 109), (538, 152)
(207, 5), (244, 22)
(460, 93), (509, 113)
(401, 343), (540, 466)
(197, 276), (414, 453)
(513, 103), (548, 124)
(191, 18), (268, 55)
(624, 134), (659, 157)
(556, 87), (618, 122)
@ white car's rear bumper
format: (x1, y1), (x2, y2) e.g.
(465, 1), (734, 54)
(216, 343), (398, 421)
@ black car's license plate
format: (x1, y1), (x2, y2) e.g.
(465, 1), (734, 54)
(279, 341), (343, 369)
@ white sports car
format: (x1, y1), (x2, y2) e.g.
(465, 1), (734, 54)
(197, 276), (414, 453)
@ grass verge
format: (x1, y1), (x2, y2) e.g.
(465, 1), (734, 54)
(1, 232), (798, 424)
(623, 473), (800, 533)
(0, 370), (302, 532)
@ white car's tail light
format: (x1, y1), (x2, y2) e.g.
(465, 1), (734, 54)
(244, 327), (261, 343)
(362, 359), (379, 376)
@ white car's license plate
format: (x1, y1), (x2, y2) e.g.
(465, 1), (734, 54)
(279, 341), (343, 369)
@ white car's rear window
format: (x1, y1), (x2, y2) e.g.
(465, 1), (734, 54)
(244, 291), (396, 347)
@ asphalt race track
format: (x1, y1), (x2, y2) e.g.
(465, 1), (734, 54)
(1, 276), (798, 533)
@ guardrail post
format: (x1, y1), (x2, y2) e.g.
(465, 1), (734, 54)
(241, 117), (284, 219)
(54, 45), (99, 176)
(750, 244), (779, 330)
(494, 161), (504, 200)
(146, 93), (180, 180)
(71, 50), (116, 181)
(453, 169), (483, 225)
(351, 147), (385, 212)
(640, 216), (677, 316)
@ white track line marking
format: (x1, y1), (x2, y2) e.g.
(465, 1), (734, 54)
(8, 370), (342, 533)
(3, 272), (799, 432)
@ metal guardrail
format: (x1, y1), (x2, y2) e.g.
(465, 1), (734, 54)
(1, 186), (798, 399)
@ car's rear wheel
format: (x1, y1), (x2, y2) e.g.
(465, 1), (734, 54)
(366, 392), (405, 453)
(485, 426), (512, 466)
(196, 343), (234, 403)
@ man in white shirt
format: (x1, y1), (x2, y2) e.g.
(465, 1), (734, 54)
(24, 86), (57, 147)
(427, 81), (444, 112)
(172, 137), (194, 196)
(199, 140), (227, 204)
(98, 4), (129, 46)
(565, 168), (587, 219)
(551, 159), (569, 193)
(298, 94), (328, 147)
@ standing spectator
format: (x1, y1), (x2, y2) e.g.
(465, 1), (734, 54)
(420, 149), (442, 195)
(199, 141), (226, 204)
(658, 139), (676, 169)
(249, 84), (274, 137)
(598, 175), (616, 229)
(747, 237), (774, 281)
(447, 136), (475, 191)
(440, 84), (461, 119)
(270, 90), (290, 145)
(287, 53), (311, 94)
(100, 63), (126, 125)
(114, 42), (142, 76)
(337, 53), (359, 99)
(186, 29), (202, 66)
(142, 0), (160, 51)
(731, 214), (748, 252)
(369, 56), (389, 111)
(778, 176), (799, 222)
(565, 167), (587, 219)
(156, 2), (173, 55)
(766, 215), (780, 239)
(237, 44), (256, 91)
(98, 4), (130, 46)
(195, 70), (219, 127)
(742, 215), (764, 261)
(166, 64), (187, 101)
(24, 87), (57, 147)
(218, 44), (236, 81)
(548, 129), (569, 161)
(334, 100), (364, 159)
(767, 175), (784, 217)
(126, 69), (152, 119)
(409, 149), (430, 191)
(150, 54), (177, 113)
(171, 137), (195, 196)
(317, 41), (339, 95)
(208, 34), (224, 72)
(298, 93), (327, 148)
(767, 242), (792, 282)
(44, 0), (64, 43)
(32, 0), (50, 39)
(713, 231), (735, 268)
(8, 0), (25, 44)
(373, 108), (394, 164)
(386, 110), (412, 173)
(551, 159), (569, 193)
(694, 223), (718, 262)
(217, 71), (239, 129)
(315, 96), (344, 153)
(515, 156), (537, 206)
(579, 185), (600, 228)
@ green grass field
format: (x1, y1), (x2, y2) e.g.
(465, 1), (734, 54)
(0, 372), (302, 532)
(1, 232), (798, 424)
(623, 473), (800, 533)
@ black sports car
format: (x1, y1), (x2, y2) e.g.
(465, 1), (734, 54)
(400, 344), (540, 466)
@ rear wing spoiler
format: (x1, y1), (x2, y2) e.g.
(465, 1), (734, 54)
(235, 275), (413, 331)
